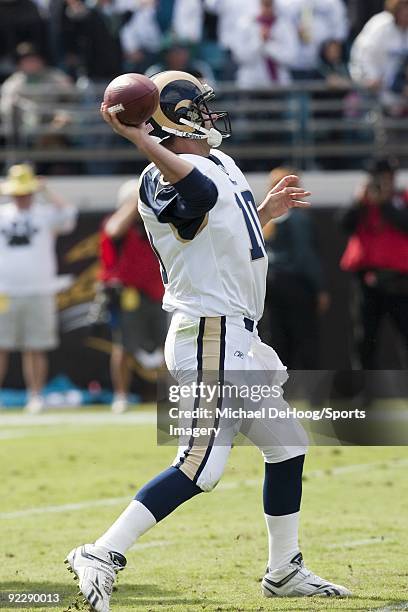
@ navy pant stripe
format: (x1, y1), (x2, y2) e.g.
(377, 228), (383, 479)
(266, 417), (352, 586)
(176, 316), (205, 468)
(193, 315), (226, 484)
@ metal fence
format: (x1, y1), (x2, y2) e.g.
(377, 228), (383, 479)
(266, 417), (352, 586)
(1, 81), (407, 172)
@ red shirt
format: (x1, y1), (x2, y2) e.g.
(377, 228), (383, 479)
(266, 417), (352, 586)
(341, 193), (408, 274)
(99, 222), (164, 302)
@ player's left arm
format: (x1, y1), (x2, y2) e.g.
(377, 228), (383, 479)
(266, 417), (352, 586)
(257, 175), (311, 228)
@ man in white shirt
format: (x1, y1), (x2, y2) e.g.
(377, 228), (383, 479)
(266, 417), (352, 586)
(231, 0), (298, 88)
(204, 0), (261, 53)
(121, 0), (203, 68)
(349, 0), (408, 97)
(278, 0), (348, 77)
(0, 164), (77, 413)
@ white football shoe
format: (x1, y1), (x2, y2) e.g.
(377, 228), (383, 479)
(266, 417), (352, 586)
(111, 395), (129, 414)
(25, 394), (45, 414)
(65, 544), (126, 612)
(262, 552), (351, 598)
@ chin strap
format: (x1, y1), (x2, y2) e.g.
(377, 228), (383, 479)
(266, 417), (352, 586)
(161, 119), (224, 148)
(179, 118), (223, 148)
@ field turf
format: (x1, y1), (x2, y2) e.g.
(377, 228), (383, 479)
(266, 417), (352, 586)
(0, 407), (407, 612)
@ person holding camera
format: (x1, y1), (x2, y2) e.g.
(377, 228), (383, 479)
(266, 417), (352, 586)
(340, 158), (408, 368)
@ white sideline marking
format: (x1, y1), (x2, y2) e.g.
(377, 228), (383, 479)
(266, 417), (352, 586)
(0, 411), (155, 427)
(0, 497), (130, 519)
(0, 429), (37, 440)
(372, 603), (408, 611)
(326, 536), (389, 550)
(1, 458), (407, 521)
(0, 429), (82, 440)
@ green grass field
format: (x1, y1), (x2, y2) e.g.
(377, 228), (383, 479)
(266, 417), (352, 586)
(1, 407), (407, 612)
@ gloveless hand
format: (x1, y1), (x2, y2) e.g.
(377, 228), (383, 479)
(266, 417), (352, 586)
(263, 175), (311, 219)
(100, 103), (151, 147)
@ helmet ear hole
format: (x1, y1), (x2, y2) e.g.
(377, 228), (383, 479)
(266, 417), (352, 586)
(174, 106), (189, 121)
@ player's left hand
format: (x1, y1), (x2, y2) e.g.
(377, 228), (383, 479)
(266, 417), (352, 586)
(264, 175), (311, 219)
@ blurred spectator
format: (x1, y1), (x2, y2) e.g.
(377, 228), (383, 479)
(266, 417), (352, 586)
(279, 0), (348, 79)
(340, 158), (408, 368)
(315, 39), (359, 169)
(145, 35), (215, 83)
(55, 0), (129, 81)
(121, 0), (203, 72)
(262, 168), (329, 369)
(385, 56), (408, 116)
(31, 0), (50, 14)
(231, 0), (298, 88)
(0, 0), (46, 81)
(0, 164), (77, 412)
(0, 42), (73, 147)
(349, 0), (408, 101)
(347, 0), (384, 39)
(204, 0), (260, 53)
(204, 0), (260, 79)
(317, 39), (351, 89)
(99, 179), (166, 414)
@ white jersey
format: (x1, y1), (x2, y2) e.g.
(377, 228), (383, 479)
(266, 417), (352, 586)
(138, 150), (267, 321)
(0, 201), (77, 296)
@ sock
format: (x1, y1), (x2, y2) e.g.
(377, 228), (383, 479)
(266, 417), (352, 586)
(95, 500), (156, 555)
(263, 455), (305, 571)
(265, 511), (300, 570)
(95, 467), (202, 554)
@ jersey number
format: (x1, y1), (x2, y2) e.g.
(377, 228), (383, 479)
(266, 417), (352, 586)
(235, 190), (265, 261)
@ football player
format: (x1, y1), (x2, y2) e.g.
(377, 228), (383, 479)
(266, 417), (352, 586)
(65, 71), (351, 611)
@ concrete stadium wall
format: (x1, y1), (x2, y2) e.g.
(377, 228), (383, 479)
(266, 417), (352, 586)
(12, 171), (408, 211)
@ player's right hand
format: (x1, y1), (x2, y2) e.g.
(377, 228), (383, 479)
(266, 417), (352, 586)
(100, 103), (149, 146)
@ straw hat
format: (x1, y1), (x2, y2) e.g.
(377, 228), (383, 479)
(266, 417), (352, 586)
(1, 164), (40, 196)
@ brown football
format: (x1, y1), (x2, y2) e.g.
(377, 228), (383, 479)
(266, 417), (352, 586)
(103, 73), (159, 126)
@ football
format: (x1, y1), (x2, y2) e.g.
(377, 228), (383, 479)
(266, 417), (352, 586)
(103, 73), (159, 127)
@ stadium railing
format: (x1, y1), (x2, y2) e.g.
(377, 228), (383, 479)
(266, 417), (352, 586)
(0, 81), (407, 170)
